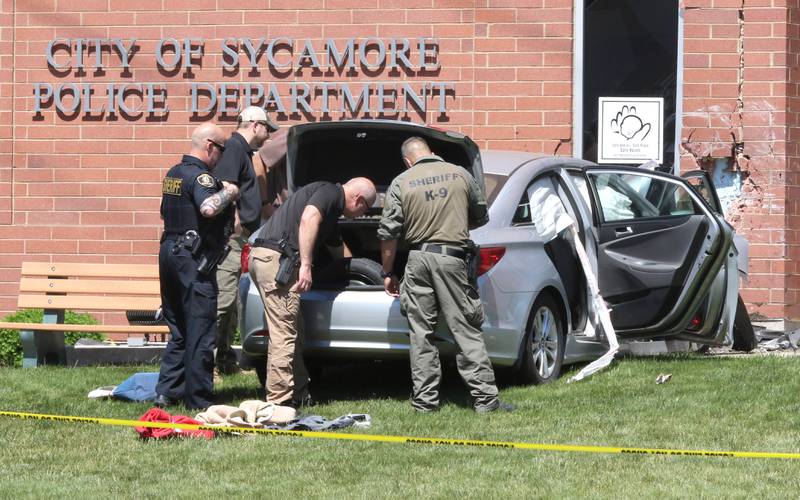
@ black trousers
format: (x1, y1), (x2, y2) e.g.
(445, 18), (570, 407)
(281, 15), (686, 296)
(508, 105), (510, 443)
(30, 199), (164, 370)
(156, 239), (217, 410)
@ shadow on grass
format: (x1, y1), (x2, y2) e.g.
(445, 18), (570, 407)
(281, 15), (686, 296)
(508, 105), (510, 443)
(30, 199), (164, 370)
(232, 359), (490, 409)
(217, 352), (741, 408)
(325, 360), (474, 409)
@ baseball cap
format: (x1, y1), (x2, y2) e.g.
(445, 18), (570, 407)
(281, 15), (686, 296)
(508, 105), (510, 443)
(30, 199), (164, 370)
(238, 106), (279, 132)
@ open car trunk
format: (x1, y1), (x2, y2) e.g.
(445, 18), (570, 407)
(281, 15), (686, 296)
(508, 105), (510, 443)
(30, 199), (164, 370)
(287, 120), (484, 287)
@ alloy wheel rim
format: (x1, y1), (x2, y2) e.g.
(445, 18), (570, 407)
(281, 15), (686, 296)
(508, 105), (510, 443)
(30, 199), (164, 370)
(531, 306), (558, 378)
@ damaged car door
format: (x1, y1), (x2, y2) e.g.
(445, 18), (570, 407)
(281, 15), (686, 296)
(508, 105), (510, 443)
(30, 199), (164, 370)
(580, 167), (734, 343)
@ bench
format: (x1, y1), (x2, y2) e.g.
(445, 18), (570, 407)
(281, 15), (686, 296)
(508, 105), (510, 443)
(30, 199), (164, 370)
(0, 262), (169, 367)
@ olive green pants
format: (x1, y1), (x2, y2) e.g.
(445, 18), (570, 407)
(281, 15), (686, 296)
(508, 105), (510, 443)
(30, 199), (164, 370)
(401, 250), (499, 411)
(214, 236), (244, 374)
(248, 246), (310, 406)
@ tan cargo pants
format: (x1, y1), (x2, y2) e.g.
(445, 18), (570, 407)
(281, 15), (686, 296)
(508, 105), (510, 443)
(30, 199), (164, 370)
(401, 250), (499, 411)
(214, 236), (244, 374)
(248, 246), (310, 405)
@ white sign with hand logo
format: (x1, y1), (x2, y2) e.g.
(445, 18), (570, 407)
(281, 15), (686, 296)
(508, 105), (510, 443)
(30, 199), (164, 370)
(598, 97), (663, 164)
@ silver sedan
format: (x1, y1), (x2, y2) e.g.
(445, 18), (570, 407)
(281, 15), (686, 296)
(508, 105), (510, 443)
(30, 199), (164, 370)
(239, 121), (748, 385)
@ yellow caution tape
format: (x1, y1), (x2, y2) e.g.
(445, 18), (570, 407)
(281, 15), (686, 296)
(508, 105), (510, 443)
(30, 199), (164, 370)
(2, 409), (799, 460)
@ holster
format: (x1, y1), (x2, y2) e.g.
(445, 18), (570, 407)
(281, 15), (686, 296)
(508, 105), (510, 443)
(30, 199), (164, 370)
(465, 239), (481, 286)
(275, 250), (299, 286)
(197, 244), (231, 276)
(254, 234), (299, 285)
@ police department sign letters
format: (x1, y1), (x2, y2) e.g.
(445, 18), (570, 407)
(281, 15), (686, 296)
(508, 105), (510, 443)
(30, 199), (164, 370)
(33, 37), (453, 120)
(597, 97), (664, 164)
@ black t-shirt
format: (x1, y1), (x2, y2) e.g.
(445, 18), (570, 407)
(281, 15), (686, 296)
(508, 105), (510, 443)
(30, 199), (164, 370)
(259, 181), (345, 255)
(213, 132), (261, 234)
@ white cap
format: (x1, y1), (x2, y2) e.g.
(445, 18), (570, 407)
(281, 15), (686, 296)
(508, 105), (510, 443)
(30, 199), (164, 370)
(238, 106), (278, 131)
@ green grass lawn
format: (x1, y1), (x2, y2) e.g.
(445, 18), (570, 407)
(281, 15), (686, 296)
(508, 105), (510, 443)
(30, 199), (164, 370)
(1, 354), (799, 498)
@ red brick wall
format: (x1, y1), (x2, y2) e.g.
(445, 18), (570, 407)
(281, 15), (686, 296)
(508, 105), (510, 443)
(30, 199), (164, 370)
(786, 1), (800, 319)
(0, 0), (13, 227)
(0, 0), (575, 317)
(0, 1), (794, 324)
(681, 0), (790, 320)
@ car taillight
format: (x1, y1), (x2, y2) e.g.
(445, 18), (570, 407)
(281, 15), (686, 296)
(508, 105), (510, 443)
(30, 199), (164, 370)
(477, 247), (506, 276)
(687, 312), (703, 331)
(241, 243), (252, 273)
(251, 329), (269, 338)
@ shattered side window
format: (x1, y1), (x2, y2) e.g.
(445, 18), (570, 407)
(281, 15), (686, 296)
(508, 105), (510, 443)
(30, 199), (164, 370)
(589, 172), (699, 222)
(591, 173), (638, 221)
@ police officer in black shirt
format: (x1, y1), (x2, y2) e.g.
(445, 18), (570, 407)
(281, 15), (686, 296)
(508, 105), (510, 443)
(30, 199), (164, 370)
(154, 123), (240, 410)
(248, 178), (376, 423)
(211, 106), (278, 375)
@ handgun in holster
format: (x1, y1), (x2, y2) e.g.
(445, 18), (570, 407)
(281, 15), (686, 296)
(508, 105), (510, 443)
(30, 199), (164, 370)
(197, 244), (231, 276)
(465, 239), (481, 286)
(274, 237), (299, 286)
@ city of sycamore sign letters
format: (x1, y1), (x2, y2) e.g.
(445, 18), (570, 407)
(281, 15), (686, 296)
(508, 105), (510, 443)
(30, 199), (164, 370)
(33, 37), (454, 118)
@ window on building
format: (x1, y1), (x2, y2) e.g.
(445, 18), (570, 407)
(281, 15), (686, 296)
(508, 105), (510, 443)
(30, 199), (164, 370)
(581, 0), (679, 170)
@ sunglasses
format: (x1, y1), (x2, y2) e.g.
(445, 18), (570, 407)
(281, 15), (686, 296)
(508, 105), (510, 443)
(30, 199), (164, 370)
(207, 139), (226, 153)
(255, 120), (272, 130)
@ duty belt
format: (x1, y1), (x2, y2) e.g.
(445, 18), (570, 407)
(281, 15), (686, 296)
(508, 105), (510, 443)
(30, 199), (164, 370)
(252, 238), (284, 254)
(411, 242), (466, 260)
(161, 230), (201, 255)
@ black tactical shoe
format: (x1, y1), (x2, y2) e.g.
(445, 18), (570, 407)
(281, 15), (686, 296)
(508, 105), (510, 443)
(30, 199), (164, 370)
(475, 400), (516, 414)
(153, 394), (174, 409)
(289, 394), (315, 409)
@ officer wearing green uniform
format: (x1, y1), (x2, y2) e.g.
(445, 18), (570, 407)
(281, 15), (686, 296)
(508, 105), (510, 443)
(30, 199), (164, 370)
(378, 137), (515, 413)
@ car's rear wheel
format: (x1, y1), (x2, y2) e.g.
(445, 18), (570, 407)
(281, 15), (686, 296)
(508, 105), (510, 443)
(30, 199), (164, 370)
(518, 293), (565, 384)
(732, 294), (757, 351)
(349, 258), (383, 285)
(246, 354), (267, 389)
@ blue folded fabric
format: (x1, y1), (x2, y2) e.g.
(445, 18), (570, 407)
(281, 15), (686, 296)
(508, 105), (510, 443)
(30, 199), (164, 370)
(111, 372), (159, 402)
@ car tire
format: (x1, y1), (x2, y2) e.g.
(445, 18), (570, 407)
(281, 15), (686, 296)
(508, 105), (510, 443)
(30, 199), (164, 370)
(518, 293), (565, 384)
(247, 354), (267, 389)
(349, 258), (384, 286)
(732, 294), (757, 352)
(251, 356), (321, 391)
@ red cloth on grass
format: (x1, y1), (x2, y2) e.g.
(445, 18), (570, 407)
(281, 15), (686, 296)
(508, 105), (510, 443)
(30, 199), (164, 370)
(135, 408), (214, 440)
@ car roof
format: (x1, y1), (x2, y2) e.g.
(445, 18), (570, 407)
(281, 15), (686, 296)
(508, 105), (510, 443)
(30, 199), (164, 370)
(480, 150), (550, 176)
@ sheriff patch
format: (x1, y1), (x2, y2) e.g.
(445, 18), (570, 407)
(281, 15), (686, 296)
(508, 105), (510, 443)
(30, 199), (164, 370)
(162, 177), (182, 196)
(196, 173), (215, 188)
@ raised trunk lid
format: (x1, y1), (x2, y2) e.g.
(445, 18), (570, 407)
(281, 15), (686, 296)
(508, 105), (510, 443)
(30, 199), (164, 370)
(286, 120), (484, 205)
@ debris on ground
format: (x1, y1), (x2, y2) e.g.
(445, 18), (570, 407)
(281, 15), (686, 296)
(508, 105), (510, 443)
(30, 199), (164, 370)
(703, 326), (800, 357)
(655, 373), (672, 384)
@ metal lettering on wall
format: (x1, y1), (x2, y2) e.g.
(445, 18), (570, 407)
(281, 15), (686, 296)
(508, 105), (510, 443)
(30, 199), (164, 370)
(33, 37), (454, 120)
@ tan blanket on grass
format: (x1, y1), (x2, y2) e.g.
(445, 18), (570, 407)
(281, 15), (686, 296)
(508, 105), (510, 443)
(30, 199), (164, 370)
(194, 400), (275, 427)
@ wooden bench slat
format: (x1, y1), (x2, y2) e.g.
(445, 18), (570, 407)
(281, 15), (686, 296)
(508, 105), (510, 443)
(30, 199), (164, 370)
(21, 262), (159, 279)
(0, 322), (169, 333)
(20, 278), (160, 295)
(18, 294), (162, 310)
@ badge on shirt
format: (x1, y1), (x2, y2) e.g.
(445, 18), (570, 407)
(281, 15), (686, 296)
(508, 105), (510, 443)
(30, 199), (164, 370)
(196, 173), (215, 188)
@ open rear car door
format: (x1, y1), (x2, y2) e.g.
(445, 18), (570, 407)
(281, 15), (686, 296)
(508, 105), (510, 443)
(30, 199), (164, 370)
(581, 167), (734, 343)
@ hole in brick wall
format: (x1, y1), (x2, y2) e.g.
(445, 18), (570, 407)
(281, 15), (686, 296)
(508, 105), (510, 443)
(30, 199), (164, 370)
(700, 157), (742, 214)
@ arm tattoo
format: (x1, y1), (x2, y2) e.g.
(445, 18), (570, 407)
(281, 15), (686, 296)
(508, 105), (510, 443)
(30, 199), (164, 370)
(200, 186), (234, 217)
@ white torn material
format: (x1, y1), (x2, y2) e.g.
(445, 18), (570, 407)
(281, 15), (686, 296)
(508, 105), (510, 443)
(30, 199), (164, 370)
(529, 183), (619, 382)
(566, 223), (619, 382)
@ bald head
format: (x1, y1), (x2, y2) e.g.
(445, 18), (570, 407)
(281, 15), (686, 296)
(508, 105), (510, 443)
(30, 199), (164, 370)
(189, 123), (226, 169)
(342, 177), (377, 218)
(401, 136), (432, 167)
